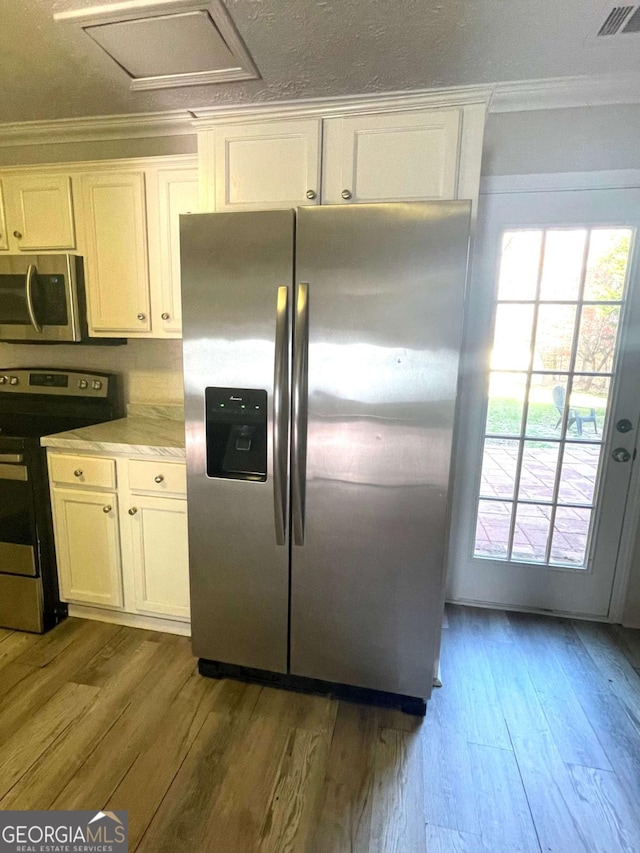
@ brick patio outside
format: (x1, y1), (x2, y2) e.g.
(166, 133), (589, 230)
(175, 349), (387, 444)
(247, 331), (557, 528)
(475, 443), (600, 564)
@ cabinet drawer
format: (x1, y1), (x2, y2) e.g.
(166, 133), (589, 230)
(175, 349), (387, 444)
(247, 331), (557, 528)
(128, 459), (186, 495)
(49, 454), (115, 489)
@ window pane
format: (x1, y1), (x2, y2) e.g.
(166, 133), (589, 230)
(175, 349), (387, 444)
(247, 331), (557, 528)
(584, 229), (632, 301)
(486, 372), (527, 437)
(512, 503), (551, 563)
(558, 443), (600, 506)
(576, 304), (621, 374)
(519, 441), (559, 502)
(525, 374), (567, 439)
(550, 507), (591, 566)
(497, 230), (543, 301)
(539, 230), (587, 301)
(491, 304), (534, 370)
(474, 500), (512, 559)
(479, 438), (518, 499)
(568, 377), (609, 440)
(532, 304), (577, 372)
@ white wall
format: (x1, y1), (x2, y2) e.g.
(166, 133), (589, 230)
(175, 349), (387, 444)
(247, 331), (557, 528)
(482, 104), (640, 176)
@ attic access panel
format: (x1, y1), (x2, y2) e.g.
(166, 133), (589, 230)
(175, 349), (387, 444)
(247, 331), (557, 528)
(53, 0), (259, 90)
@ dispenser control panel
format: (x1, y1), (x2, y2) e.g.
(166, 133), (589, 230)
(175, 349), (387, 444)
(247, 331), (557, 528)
(205, 387), (267, 482)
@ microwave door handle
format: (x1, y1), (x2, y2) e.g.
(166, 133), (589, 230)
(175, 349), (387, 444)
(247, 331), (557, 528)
(25, 265), (43, 333)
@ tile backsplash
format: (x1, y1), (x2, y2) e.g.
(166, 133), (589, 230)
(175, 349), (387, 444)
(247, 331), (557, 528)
(0, 339), (184, 405)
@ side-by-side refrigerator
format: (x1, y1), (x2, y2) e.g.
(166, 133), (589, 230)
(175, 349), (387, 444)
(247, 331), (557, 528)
(181, 202), (471, 714)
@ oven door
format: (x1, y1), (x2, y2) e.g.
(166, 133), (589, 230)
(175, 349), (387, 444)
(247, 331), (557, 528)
(0, 448), (44, 632)
(0, 254), (82, 342)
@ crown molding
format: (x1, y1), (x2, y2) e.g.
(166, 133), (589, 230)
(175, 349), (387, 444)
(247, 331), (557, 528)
(189, 85), (494, 127)
(491, 72), (640, 113)
(1, 71), (639, 149)
(0, 110), (195, 148)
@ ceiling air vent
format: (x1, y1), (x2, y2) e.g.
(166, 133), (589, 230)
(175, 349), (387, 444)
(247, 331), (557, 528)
(622, 5), (640, 30)
(597, 5), (634, 34)
(53, 0), (259, 90)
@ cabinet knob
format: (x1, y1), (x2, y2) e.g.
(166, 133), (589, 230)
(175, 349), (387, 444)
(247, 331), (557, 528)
(13, 230), (22, 239)
(128, 506), (138, 515)
(305, 190), (317, 200)
(137, 313), (146, 321)
(154, 474), (164, 483)
(74, 469), (83, 477)
(341, 189), (352, 200)
(161, 312), (170, 320)
(103, 505), (112, 514)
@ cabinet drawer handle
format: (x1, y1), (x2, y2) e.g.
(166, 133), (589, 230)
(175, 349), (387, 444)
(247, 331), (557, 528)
(128, 506), (138, 515)
(74, 469), (83, 477)
(137, 313), (146, 321)
(13, 230), (22, 239)
(161, 312), (170, 320)
(341, 189), (352, 200)
(154, 475), (164, 483)
(305, 189), (317, 200)
(103, 505), (112, 513)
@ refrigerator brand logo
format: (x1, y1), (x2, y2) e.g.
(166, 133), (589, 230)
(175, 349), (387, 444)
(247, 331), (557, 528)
(0, 810), (128, 852)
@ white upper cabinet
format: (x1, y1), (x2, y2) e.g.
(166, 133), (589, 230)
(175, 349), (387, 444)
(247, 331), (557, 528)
(0, 182), (7, 250)
(204, 118), (322, 211)
(146, 165), (199, 337)
(322, 109), (461, 204)
(1, 174), (75, 251)
(81, 171), (151, 335)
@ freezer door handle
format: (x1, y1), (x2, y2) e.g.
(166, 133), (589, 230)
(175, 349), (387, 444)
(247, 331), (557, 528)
(292, 282), (309, 546)
(273, 285), (290, 545)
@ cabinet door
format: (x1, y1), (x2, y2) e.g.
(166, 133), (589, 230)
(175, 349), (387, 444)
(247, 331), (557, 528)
(3, 174), (75, 250)
(81, 171), (151, 334)
(0, 181), (7, 251)
(322, 109), (461, 203)
(52, 488), (123, 608)
(212, 119), (321, 210)
(128, 495), (190, 620)
(148, 167), (199, 336)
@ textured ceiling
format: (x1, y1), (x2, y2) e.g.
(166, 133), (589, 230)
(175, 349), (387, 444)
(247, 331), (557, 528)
(1, 0), (639, 123)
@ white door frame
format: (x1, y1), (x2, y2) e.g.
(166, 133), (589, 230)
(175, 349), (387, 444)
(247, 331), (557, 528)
(448, 168), (640, 623)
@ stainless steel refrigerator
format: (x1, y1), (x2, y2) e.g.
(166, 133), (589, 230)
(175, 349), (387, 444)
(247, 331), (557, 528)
(181, 202), (471, 714)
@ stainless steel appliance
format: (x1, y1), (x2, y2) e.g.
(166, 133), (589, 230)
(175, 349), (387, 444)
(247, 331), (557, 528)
(0, 369), (120, 632)
(181, 202), (471, 714)
(0, 254), (123, 344)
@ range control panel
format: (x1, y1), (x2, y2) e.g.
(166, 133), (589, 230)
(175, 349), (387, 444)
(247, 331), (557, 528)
(0, 370), (111, 398)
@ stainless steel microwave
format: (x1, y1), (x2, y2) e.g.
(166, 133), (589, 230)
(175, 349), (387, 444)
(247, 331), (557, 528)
(0, 254), (113, 344)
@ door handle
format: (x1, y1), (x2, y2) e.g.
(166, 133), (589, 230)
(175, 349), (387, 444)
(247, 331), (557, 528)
(612, 447), (631, 463)
(25, 265), (43, 333)
(273, 286), (289, 546)
(292, 283), (309, 546)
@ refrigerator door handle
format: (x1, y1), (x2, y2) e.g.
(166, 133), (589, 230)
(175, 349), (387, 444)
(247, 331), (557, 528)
(292, 282), (309, 546)
(273, 285), (290, 546)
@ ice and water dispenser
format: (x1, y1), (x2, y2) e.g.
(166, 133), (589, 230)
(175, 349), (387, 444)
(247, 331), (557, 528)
(205, 388), (267, 482)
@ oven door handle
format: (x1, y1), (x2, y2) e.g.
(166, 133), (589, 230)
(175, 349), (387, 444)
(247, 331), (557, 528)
(25, 265), (43, 334)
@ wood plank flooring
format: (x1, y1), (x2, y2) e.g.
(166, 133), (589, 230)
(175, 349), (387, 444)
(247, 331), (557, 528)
(1, 606), (640, 852)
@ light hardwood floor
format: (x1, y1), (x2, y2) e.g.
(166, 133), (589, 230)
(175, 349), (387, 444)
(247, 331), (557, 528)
(1, 606), (640, 852)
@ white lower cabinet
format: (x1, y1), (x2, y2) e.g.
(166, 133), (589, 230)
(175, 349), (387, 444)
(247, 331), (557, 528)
(52, 488), (123, 608)
(48, 451), (190, 631)
(127, 495), (190, 619)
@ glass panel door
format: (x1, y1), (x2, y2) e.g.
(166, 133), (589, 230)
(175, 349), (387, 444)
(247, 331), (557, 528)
(448, 188), (640, 618)
(475, 227), (631, 569)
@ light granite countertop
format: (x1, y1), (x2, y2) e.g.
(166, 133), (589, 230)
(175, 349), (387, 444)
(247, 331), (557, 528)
(41, 413), (186, 459)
